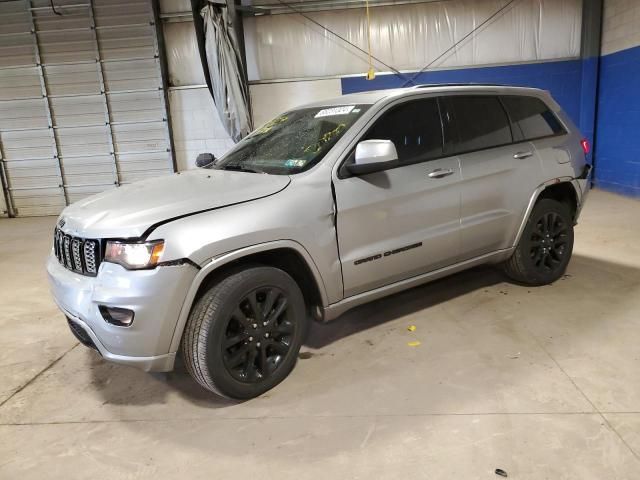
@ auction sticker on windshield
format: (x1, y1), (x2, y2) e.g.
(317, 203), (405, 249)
(315, 106), (355, 118)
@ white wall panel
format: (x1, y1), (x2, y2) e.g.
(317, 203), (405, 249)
(245, 0), (582, 80)
(601, 0), (640, 55)
(249, 78), (343, 128)
(169, 88), (235, 171)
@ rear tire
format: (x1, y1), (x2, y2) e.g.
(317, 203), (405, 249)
(503, 198), (574, 286)
(181, 266), (308, 399)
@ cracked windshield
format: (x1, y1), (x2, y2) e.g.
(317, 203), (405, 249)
(212, 104), (371, 174)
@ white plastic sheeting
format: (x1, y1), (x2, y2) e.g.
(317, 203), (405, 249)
(159, 0), (191, 15)
(202, 5), (252, 141)
(164, 22), (208, 86)
(244, 0), (582, 80)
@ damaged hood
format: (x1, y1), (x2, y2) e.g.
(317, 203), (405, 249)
(60, 169), (291, 238)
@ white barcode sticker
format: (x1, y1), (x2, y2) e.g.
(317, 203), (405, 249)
(315, 106), (355, 118)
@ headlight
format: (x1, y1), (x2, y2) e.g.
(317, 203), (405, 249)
(104, 240), (165, 270)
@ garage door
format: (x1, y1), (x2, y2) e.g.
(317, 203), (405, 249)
(0, 0), (174, 217)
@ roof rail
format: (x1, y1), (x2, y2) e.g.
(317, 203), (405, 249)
(411, 83), (517, 89)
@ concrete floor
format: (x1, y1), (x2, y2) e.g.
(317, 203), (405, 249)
(0, 188), (639, 479)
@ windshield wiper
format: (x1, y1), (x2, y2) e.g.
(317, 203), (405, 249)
(218, 164), (265, 174)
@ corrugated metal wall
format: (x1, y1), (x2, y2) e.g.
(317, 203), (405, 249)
(0, 0), (174, 217)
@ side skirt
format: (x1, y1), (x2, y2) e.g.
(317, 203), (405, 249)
(322, 247), (514, 322)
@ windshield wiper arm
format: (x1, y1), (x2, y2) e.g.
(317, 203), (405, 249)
(218, 164), (265, 174)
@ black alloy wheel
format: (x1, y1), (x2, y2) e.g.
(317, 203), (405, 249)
(222, 287), (295, 383)
(528, 211), (570, 273)
(503, 198), (574, 286)
(181, 265), (307, 399)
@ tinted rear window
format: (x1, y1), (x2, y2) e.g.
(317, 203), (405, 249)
(501, 95), (566, 141)
(363, 98), (443, 163)
(445, 96), (512, 153)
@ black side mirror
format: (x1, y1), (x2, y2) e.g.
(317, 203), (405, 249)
(196, 152), (216, 168)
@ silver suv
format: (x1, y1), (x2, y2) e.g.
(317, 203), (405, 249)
(48, 85), (591, 399)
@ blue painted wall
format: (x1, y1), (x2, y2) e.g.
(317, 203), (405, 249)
(594, 45), (640, 196)
(341, 57), (599, 167)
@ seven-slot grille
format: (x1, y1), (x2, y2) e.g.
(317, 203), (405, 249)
(53, 228), (102, 276)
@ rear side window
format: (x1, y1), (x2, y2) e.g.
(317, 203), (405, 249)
(444, 96), (512, 153)
(363, 98), (443, 163)
(501, 95), (566, 142)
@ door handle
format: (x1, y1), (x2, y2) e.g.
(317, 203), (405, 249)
(428, 168), (455, 179)
(513, 151), (533, 159)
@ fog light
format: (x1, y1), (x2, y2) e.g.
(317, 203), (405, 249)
(99, 306), (134, 327)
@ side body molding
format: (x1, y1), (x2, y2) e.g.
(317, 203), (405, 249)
(168, 240), (330, 354)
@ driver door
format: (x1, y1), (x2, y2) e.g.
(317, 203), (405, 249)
(333, 97), (462, 297)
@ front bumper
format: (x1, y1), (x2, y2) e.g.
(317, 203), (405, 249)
(47, 253), (198, 372)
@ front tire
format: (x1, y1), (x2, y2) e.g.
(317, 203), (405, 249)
(181, 266), (307, 399)
(503, 198), (574, 286)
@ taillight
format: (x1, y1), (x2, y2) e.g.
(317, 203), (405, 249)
(580, 138), (590, 155)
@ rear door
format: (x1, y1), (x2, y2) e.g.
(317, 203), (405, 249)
(442, 95), (543, 260)
(500, 94), (571, 171)
(334, 97), (462, 297)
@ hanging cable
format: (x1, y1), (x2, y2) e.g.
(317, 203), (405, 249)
(50, 0), (63, 16)
(274, 0), (413, 84)
(365, 0), (375, 80)
(401, 0), (520, 87)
